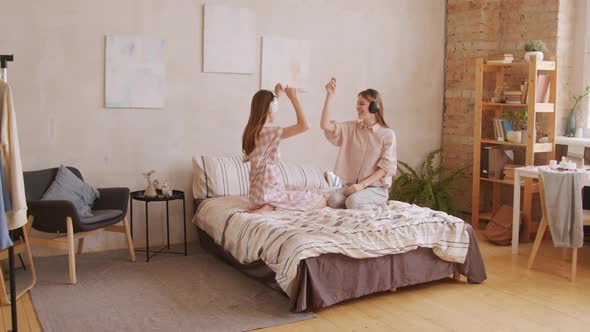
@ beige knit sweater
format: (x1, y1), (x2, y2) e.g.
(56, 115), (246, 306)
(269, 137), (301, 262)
(0, 81), (27, 230)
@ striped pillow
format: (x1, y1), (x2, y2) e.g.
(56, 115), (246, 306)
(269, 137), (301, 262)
(192, 155), (329, 199)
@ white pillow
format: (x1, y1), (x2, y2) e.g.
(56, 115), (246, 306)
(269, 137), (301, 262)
(192, 155), (330, 199)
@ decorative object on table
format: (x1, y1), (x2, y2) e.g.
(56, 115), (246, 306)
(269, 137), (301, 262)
(390, 149), (469, 217)
(564, 86), (590, 137)
(524, 40), (547, 62)
(152, 179), (161, 190)
(142, 170), (157, 197)
(557, 157), (577, 170)
(161, 181), (173, 196)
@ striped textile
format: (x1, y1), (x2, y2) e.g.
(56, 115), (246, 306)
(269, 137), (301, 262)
(192, 155), (329, 199)
(215, 200), (470, 298)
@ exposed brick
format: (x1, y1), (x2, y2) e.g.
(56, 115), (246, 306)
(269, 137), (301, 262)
(444, 0), (560, 213)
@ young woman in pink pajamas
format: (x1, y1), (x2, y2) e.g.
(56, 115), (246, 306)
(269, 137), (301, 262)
(242, 84), (327, 213)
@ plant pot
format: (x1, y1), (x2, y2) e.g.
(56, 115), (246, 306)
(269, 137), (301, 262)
(524, 51), (544, 62)
(507, 130), (521, 143)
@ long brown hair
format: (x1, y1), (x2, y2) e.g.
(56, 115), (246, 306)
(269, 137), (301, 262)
(242, 90), (275, 156)
(358, 89), (389, 128)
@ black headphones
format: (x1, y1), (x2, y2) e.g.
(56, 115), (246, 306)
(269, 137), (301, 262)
(367, 89), (380, 113)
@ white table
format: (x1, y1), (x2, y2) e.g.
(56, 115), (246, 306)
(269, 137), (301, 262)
(512, 166), (590, 254)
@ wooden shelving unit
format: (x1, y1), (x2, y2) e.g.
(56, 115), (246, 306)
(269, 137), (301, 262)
(472, 56), (557, 241)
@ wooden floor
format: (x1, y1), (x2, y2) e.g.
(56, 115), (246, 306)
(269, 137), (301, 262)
(2, 231), (590, 332)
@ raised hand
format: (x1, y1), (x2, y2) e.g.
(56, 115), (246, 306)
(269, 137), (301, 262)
(285, 86), (298, 100)
(325, 77), (336, 96)
(274, 83), (284, 98)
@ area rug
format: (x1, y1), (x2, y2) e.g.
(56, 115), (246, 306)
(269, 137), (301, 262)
(28, 245), (315, 332)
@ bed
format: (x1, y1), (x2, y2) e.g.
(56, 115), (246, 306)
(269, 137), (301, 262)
(192, 196), (487, 312)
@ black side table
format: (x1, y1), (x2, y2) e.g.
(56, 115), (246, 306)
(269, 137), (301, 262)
(130, 190), (187, 262)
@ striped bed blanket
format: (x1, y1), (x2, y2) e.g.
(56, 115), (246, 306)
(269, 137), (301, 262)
(200, 200), (470, 298)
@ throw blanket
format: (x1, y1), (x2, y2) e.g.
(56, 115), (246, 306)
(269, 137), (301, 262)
(219, 201), (470, 297)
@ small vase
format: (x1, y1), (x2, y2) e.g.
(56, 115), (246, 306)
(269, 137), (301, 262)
(524, 51), (544, 62)
(144, 181), (157, 197)
(565, 108), (577, 137)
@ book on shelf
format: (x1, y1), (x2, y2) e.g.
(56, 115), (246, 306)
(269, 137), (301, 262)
(486, 53), (514, 64)
(501, 119), (513, 137)
(504, 90), (522, 104)
(486, 59), (514, 64)
(493, 118), (505, 141)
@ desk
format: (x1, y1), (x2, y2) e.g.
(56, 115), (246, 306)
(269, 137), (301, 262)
(512, 167), (590, 254)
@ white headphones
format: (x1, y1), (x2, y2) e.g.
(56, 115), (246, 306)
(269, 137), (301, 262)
(269, 97), (279, 113)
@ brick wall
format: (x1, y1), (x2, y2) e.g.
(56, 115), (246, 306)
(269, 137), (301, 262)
(443, 0), (559, 216)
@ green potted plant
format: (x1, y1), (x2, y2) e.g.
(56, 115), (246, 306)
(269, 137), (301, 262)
(503, 109), (529, 143)
(524, 40), (547, 62)
(390, 149), (468, 217)
(565, 85), (590, 137)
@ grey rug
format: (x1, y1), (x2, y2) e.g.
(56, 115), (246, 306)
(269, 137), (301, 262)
(27, 245), (315, 332)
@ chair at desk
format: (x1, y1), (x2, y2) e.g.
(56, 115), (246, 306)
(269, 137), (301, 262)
(527, 171), (590, 281)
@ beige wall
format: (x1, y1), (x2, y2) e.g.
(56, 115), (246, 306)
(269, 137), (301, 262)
(0, 0), (445, 252)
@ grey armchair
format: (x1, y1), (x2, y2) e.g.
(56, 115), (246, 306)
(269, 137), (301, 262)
(24, 166), (135, 284)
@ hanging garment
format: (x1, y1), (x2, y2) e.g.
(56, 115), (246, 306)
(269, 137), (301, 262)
(0, 81), (27, 230)
(0, 170), (12, 250)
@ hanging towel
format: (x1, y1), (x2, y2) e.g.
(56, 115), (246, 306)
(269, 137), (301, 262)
(541, 170), (585, 248)
(0, 81), (27, 230)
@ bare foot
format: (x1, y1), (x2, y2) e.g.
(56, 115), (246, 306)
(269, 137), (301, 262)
(248, 204), (275, 213)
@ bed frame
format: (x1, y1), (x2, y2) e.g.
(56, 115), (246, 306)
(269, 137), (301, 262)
(193, 199), (487, 312)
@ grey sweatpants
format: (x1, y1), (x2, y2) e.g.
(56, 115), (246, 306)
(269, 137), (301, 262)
(327, 186), (389, 210)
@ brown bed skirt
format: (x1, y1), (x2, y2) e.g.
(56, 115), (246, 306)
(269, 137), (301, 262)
(197, 224), (487, 312)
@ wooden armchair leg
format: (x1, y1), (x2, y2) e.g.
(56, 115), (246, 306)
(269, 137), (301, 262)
(123, 217), (136, 262)
(22, 216), (37, 290)
(77, 238), (85, 255)
(66, 217), (77, 284)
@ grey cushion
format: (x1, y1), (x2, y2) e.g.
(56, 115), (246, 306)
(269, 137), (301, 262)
(80, 209), (123, 225)
(41, 166), (100, 217)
